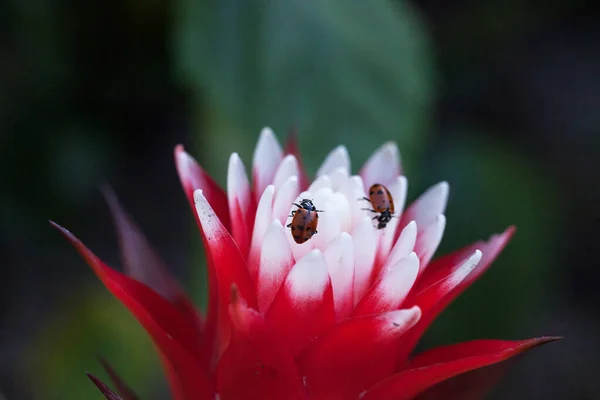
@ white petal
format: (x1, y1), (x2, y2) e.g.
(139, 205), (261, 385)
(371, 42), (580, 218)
(193, 189), (228, 242)
(376, 306), (422, 337)
(341, 175), (369, 230)
(447, 250), (482, 288)
(285, 249), (329, 301)
(227, 153), (251, 209)
(376, 176), (408, 259)
(247, 185), (275, 279)
(316, 145), (351, 177)
(406, 181), (449, 230)
(352, 216), (378, 304)
(308, 175), (333, 192)
(355, 253), (419, 316)
(323, 232), (355, 321)
(273, 154), (299, 190)
(382, 221), (417, 275)
(272, 176), (300, 225)
(329, 167), (350, 192)
(416, 215), (446, 275)
(360, 142), (401, 188)
(309, 188), (341, 250)
(256, 220), (294, 312)
(252, 127), (284, 197)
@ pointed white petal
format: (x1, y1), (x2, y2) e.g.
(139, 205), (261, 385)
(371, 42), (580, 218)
(352, 216), (378, 304)
(328, 167), (350, 192)
(285, 249), (330, 301)
(323, 232), (355, 321)
(308, 175), (333, 192)
(272, 176), (300, 225)
(360, 142), (401, 188)
(226, 153), (252, 255)
(252, 127), (284, 197)
(256, 220), (294, 312)
(247, 185), (275, 280)
(416, 215), (446, 275)
(341, 175), (369, 230)
(273, 154), (299, 190)
(382, 221), (417, 274)
(376, 306), (421, 337)
(316, 145), (351, 177)
(448, 250), (482, 288)
(405, 181), (449, 230)
(354, 253), (419, 316)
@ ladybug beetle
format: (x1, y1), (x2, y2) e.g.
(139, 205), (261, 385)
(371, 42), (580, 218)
(287, 199), (323, 244)
(360, 183), (395, 229)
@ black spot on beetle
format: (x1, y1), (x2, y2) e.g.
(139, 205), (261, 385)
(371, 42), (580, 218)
(377, 189), (383, 194)
(297, 225), (305, 231)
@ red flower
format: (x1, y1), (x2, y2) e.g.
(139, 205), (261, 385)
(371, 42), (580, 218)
(53, 128), (558, 399)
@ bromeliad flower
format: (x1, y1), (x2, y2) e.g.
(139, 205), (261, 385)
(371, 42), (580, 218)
(52, 128), (558, 400)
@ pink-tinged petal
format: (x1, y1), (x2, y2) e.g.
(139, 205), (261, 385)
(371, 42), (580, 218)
(298, 307), (421, 400)
(265, 250), (335, 356)
(316, 145), (351, 177)
(253, 127), (284, 202)
(273, 154), (300, 190)
(361, 337), (560, 400)
(216, 288), (307, 400)
(382, 221), (417, 276)
(414, 215), (446, 275)
(52, 223), (213, 399)
(395, 250), (483, 364)
(376, 176), (408, 259)
(256, 221), (294, 313)
(227, 153), (254, 258)
(397, 181), (449, 244)
(174, 144), (230, 232)
(87, 373), (123, 400)
(323, 233), (355, 321)
(193, 190), (257, 363)
(99, 358), (140, 400)
(283, 130), (310, 191)
(102, 187), (202, 329)
(247, 185), (275, 283)
(272, 176), (300, 225)
(354, 253), (419, 317)
(359, 142), (402, 188)
(352, 216), (378, 304)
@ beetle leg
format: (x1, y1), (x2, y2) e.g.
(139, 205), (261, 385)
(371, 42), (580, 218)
(361, 208), (376, 212)
(286, 223), (292, 228)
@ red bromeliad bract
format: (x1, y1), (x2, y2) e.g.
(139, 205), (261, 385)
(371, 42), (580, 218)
(52, 128), (558, 400)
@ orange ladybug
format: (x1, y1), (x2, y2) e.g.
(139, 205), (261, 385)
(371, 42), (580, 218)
(287, 199), (323, 244)
(360, 183), (395, 229)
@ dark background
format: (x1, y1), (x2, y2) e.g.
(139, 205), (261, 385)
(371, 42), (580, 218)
(1, 0), (599, 398)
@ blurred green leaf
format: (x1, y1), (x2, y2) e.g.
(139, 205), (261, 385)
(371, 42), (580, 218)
(174, 0), (436, 179)
(418, 131), (561, 346)
(23, 286), (162, 400)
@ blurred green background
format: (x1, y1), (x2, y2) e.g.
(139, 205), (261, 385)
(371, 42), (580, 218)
(2, 0), (599, 399)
